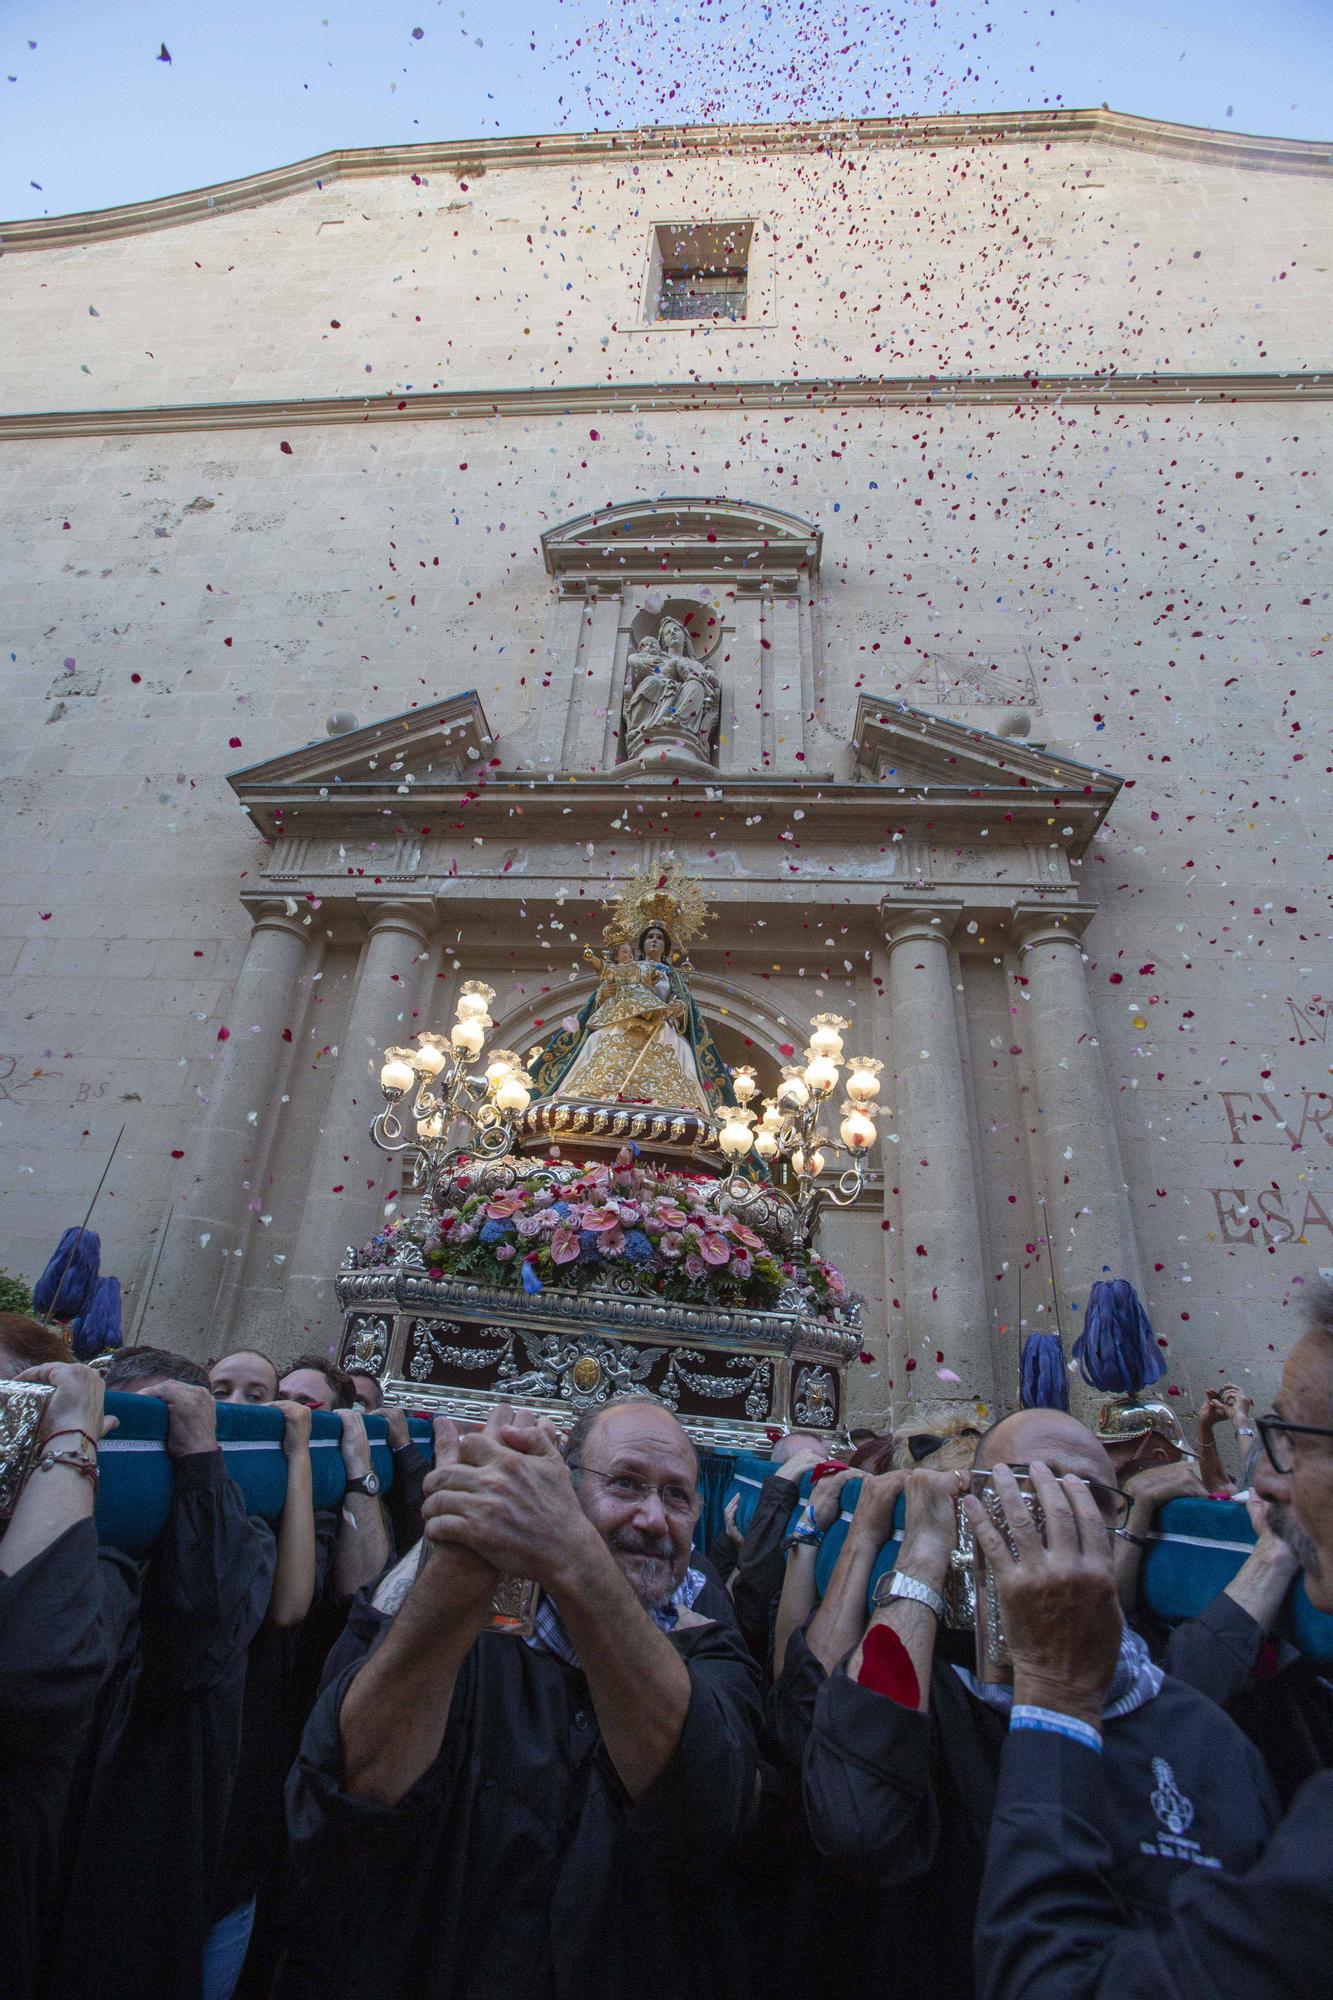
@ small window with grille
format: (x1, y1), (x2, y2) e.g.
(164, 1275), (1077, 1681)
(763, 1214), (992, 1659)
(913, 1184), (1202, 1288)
(647, 220), (753, 324)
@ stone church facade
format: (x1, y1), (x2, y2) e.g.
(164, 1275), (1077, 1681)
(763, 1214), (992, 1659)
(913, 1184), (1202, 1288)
(0, 109), (1328, 1423)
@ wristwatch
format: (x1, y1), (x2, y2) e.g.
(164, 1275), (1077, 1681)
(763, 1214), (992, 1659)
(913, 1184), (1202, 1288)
(344, 1470), (381, 1498)
(872, 1569), (947, 1621)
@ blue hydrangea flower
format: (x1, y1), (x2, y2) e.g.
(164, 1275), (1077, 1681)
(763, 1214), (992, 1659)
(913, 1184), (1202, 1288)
(479, 1218), (512, 1245)
(622, 1228), (654, 1263)
(578, 1230), (600, 1259)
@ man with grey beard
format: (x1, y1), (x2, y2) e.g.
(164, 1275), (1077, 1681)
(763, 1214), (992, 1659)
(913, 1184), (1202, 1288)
(966, 1280), (1333, 1998)
(278, 1397), (762, 2000)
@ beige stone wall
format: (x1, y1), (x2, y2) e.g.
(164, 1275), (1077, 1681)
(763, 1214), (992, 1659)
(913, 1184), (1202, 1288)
(4, 134), (1330, 413)
(1, 120), (1329, 1427)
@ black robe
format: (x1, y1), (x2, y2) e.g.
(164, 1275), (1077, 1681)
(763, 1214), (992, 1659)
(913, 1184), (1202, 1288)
(279, 1610), (763, 2000)
(975, 1740), (1333, 2000)
(801, 1644), (1280, 2000)
(0, 1521), (135, 2000)
(46, 1449), (275, 2000)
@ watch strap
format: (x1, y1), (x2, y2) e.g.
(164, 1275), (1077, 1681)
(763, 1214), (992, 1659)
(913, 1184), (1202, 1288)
(874, 1569), (947, 1620)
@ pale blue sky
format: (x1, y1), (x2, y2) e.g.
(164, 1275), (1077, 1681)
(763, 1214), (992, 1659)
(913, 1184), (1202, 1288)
(2, 0), (1329, 221)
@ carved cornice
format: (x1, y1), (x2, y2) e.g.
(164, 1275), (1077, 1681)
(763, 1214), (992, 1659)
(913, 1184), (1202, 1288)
(2, 108), (1328, 253)
(1, 371), (1326, 442)
(543, 496), (821, 586)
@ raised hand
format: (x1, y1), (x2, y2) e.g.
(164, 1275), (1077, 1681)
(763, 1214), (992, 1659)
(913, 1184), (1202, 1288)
(275, 1398), (313, 1457)
(964, 1461), (1122, 1727)
(20, 1359), (114, 1444)
(152, 1379), (218, 1460)
(425, 1403), (591, 1590)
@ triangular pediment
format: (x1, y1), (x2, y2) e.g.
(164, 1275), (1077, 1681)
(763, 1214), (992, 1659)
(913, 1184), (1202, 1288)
(850, 694), (1121, 803)
(228, 691), (494, 830)
(542, 497), (820, 585)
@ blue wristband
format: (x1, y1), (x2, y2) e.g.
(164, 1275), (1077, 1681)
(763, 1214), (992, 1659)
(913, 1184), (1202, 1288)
(1010, 1704), (1103, 1753)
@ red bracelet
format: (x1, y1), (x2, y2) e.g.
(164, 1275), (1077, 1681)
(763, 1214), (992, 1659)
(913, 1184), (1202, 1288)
(44, 1428), (99, 1455)
(37, 1449), (101, 1491)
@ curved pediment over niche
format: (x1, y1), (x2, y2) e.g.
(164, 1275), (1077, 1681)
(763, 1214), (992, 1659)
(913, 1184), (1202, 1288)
(541, 497), (821, 591)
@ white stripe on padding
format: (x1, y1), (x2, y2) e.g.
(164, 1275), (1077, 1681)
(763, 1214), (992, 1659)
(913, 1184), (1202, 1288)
(100, 1437), (335, 1454)
(1148, 1530), (1255, 1557)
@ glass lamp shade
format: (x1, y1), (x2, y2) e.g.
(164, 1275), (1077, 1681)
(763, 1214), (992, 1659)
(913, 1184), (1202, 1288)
(753, 1128), (780, 1160)
(760, 1100), (785, 1133)
(791, 1146), (826, 1180)
(776, 1066), (811, 1111)
(450, 1017), (486, 1058)
(719, 1122), (754, 1160)
(844, 1057), (883, 1104)
(495, 1073), (532, 1114)
(731, 1065), (758, 1104)
(455, 980), (497, 1023)
(484, 1048), (520, 1091)
(413, 1034), (450, 1078)
(379, 1049), (417, 1096)
(416, 1111), (446, 1142)
(807, 1013), (848, 1061)
(803, 1054), (841, 1097)
(839, 1104), (876, 1152)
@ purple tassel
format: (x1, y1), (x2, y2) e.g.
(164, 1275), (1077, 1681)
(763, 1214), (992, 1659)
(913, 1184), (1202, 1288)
(520, 1259), (543, 1295)
(1072, 1279), (1166, 1394)
(1020, 1332), (1069, 1411)
(69, 1275), (122, 1361)
(31, 1226), (101, 1321)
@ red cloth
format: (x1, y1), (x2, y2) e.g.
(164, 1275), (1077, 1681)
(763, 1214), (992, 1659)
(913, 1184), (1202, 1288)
(856, 1622), (921, 1708)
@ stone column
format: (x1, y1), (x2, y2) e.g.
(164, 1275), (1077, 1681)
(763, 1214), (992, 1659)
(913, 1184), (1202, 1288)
(284, 899), (434, 1348)
(766, 588), (805, 772)
(143, 900), (311, 1358)
(1012, 906), (1144, 1312)
(883, 904), (996, 1409)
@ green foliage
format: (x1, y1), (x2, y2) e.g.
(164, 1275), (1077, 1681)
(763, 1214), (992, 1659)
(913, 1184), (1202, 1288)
(0, 1268), (34, 1316)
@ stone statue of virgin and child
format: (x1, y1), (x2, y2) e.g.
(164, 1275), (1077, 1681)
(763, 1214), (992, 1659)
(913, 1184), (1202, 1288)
(527, 869), (735, 1117)
(622, 614), (721, 763)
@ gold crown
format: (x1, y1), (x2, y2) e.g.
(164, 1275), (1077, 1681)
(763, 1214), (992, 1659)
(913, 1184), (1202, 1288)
(602, 861), (711, 954)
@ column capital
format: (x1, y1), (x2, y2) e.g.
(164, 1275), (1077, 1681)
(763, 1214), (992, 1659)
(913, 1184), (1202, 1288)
(240, 894), (312, 942)
(355, 895), (436, 945)
(880, 899), (963, 950)
(1011, 903), (1098, 953)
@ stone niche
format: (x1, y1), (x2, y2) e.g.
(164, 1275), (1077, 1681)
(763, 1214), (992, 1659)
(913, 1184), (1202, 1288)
(531, 497), (823, 777)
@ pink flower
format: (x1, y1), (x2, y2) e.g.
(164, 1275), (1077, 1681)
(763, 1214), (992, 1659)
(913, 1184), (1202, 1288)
(684, 1253), (706, 1279)
(494, 1243), (516, 1262)
(659, 1231), (685, 1259)
(653, 1201), (688, 1228)
(726, 1219), (766, 1252)
(551, 1226), (581, 1265)
(485, 1192), (524, 1219)
(699, 1231), (731, 1268)
(580, 1206), (622, 1234)
(452, 1223), (478, 1245)
(599, 1227), (626, 1256)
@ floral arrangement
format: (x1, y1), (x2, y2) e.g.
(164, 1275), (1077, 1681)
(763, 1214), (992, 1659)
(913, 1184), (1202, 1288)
(360, 1149), (849, 1316)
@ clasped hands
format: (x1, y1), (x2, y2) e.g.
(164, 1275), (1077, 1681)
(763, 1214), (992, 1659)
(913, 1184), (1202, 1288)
(421, 1404), (597, 1601)
(963, 1462), (1123, 1729)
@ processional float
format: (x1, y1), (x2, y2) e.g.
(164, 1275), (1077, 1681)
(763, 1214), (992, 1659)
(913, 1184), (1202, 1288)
(335, 865), (879, 1447)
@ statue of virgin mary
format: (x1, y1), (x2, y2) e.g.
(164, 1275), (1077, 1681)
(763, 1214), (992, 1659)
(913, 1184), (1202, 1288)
(528, 871), (735, 1114)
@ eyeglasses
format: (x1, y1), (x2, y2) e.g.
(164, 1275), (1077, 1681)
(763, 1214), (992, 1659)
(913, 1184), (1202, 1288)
(1001, 1462), (1132, 1530)
(567, 1463), (702, 1521)
(1256, 1414), (1333, 1476)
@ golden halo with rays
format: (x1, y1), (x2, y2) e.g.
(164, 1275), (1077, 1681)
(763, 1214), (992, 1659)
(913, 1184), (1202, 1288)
(601, 861), (712, 955)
